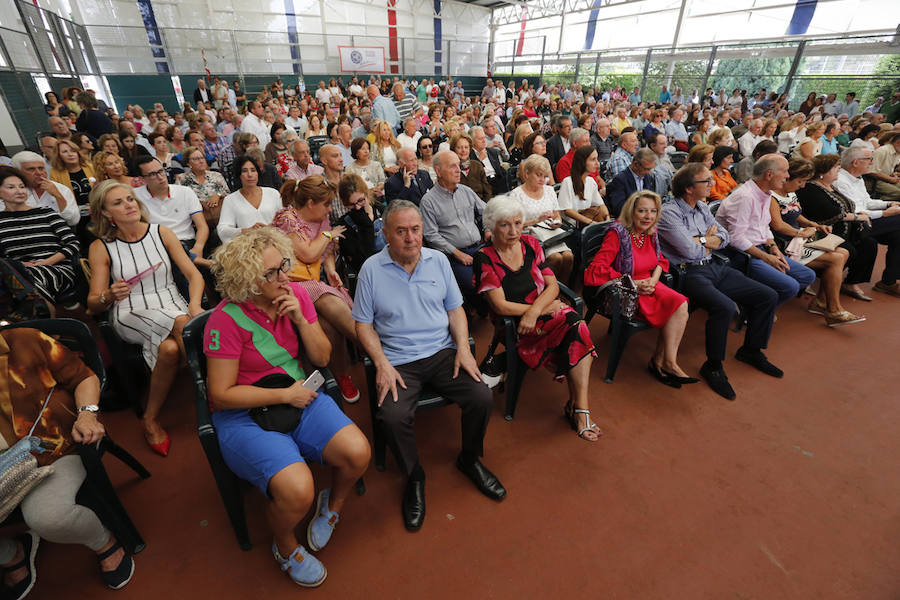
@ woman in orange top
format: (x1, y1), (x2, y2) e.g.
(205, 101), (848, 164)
(709, 146), (738, 201)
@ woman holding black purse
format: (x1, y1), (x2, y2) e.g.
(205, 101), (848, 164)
(204, 227), (369, 588)
(796, 153), (879, 302)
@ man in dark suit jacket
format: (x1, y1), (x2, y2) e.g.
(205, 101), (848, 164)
(545, 115), (573, 168)
(193, 79), (210, 105)
(470, 145), (506, 195)
(384, 147), (433, 205)
(606, 148), (657, 217)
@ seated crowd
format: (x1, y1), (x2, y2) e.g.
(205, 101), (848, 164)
(2, 75), (900, 595)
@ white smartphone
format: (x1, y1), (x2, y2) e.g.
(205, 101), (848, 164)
(301, 370), (325, 391)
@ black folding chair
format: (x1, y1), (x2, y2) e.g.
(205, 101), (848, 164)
(182, 311), (363, 551)
(1, 318), (150, 554)
(480, 284), (583, 420)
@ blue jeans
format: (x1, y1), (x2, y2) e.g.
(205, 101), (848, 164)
(741, 248), (816, 306)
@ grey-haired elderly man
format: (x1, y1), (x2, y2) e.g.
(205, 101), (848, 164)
(7, 151), (79, 226)
(353, 199), (505, 532)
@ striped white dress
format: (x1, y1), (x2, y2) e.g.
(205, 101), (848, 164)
(0, 208), (79, 302)
(104, 223), (188, 369)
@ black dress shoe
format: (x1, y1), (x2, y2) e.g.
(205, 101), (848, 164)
(648, 361), (681, 388)
(402, 477), (426, 531)
(700, 362), (736, 401)
(456, 456), (507, 501)
(735, 347), (784, 378)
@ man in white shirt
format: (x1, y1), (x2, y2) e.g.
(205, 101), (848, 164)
(822, 93), (842, 116)
(8, 152), (79, 226)
(832, 146), (900, 297)
(240, 101), (271, 147)
(348, 77), (364, 99)
(726, 89), (742, 109)
(315, 81), (332, 106)
(738, 119), (764, 158)
(397, 118), (422, 151)
(134, 156), (208, 259)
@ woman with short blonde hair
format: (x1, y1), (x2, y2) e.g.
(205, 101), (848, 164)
(204, 226), (369, 588)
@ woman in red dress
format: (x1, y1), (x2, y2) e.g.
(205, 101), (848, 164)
(585, 191), (696, 388)
(474, 195), (600, 442)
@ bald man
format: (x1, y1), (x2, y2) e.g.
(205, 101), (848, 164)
(318, 144), (346, 219)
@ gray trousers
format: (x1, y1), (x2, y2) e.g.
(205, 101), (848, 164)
(0, 454), (110, 564)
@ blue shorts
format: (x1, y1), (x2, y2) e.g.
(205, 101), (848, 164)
(211, 392), (354, 496)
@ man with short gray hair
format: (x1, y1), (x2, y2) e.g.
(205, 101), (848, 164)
(9, 151), (79, 226)
(554, 127), (591, 181)
(285, 139), (323, 181)
(716, 155), (815, 314)
(832, 145), (900, 297)
(352, 199), (505, 532)
(606, 148), (656, 217)
(419, 151), (485, 295)
(738, 119), (764, 158)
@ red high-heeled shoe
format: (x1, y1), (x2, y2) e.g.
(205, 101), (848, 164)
(145, 431), (171, 457)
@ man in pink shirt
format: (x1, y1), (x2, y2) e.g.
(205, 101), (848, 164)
(716, 155), (816, 308)
(284, 139), (324, 181)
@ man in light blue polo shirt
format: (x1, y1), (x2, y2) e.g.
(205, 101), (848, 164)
(353, 200), (506, 532)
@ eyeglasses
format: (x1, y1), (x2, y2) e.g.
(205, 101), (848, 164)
(420, 143), (433, 149)
(144, 168), (166, 178)
(263, 258), (291, 282)
(693, 178), (714, 185)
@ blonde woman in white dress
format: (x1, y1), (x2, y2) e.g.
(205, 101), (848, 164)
(87, 180), (204, 456)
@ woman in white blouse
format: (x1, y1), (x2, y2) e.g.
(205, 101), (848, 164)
(558, 146), (609, 227)
(508, 154), (574, 282)
(217, 156), (282, 243)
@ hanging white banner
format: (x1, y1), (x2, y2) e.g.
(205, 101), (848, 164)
(338, 46), (386, 73)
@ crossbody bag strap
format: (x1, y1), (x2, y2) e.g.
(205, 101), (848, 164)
(222, 304), (307, 381)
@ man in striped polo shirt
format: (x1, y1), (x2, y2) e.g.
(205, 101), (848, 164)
(391, 83), (421, 134)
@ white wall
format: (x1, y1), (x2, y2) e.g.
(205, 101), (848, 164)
(35, 0), (491, 76)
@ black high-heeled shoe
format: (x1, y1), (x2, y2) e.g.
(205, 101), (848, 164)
(660, 368), (700, 384)
(648, 361), (681, 388)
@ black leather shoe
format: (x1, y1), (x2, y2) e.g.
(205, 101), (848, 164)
(735, 347), (784, 378)
(700, 362), (736, 401)
(402, 477), (426, 531)
(648, 361), (681, 388)
(456, 456), (507, 501)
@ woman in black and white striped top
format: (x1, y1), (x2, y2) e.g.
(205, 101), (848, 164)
(0, 166), (80, 305)
(86, 179), (204, 457)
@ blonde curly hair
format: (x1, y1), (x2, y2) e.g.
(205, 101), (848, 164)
(210, 227), (293, 302)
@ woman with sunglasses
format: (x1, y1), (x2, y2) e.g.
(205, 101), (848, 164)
(86, 180), (204, 456)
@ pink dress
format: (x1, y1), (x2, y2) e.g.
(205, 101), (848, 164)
(272, 207), (352, 306)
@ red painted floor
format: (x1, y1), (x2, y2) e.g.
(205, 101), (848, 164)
(21, 250), (900, 599)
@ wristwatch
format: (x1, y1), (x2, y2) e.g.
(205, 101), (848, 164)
(99, 290), (107, 304)
(77, 404), (100, 414)
(699, 236), (707, 247)
(322, 231), (334, 240)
